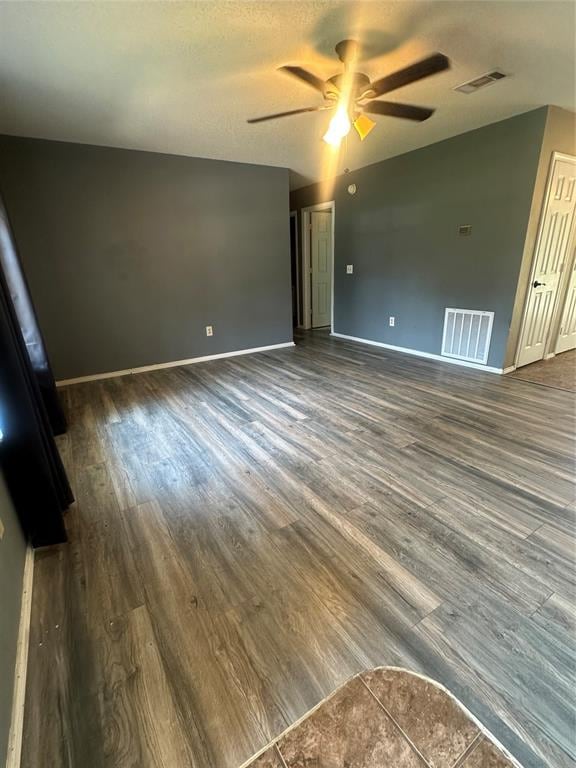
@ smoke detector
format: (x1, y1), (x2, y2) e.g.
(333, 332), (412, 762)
(454, 71), (507, 94)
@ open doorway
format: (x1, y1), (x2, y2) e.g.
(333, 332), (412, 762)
(515, 153), (576, 368)
(301, 202), (335, 330)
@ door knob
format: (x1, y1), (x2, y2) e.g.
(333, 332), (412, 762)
(533, 280), (546, 288)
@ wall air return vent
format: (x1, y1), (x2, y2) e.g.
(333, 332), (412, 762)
(441, 308), (494, 365)
(454, 71), (507, 94)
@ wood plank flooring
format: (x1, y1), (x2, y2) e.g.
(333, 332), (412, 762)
(22, 330), (576, 768)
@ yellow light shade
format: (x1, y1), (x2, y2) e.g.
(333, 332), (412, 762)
(353, 113), (376, 141)
(323, 106), (352, 147)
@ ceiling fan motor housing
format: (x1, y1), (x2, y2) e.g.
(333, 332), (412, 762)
(324, 72), (373, 101)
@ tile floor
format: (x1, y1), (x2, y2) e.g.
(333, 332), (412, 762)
(509, 349), (575, 391)
(245, 668), (517, 768)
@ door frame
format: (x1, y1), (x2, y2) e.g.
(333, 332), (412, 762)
(514, 151), (576, 367)
(289, 210), (301, 327)
(301, 201), (335, 331)
(554, 243), (576, 353)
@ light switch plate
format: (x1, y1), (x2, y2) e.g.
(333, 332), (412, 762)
(346, 264), (353, 274)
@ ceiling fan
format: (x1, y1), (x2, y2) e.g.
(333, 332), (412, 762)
(247, 41), (450, 146)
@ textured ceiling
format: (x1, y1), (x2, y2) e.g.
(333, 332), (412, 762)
(0, 1), (574, 188)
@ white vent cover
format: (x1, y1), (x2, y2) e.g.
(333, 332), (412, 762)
(441, 308), (494, 365)
(454, 70), (506, 94)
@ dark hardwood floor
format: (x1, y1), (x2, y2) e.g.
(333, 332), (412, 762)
(22, 331), (576, 768)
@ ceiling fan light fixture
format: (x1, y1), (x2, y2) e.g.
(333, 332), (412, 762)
(323, 106), (351, 147)
(248, 44), (450, 141)
(353, 113), (376, 141)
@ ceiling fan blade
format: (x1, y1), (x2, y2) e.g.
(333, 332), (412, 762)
(279, 66), (326, 93)
(363, 101), (435, 121)
(370, 53), (450, 97)
(247, 106), (333, 124)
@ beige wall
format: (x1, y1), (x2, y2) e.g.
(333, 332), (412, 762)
(504, 106), (576, 367)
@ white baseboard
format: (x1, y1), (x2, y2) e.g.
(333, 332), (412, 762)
(330, 332), (505, 374)
(6, 546), (34, 768)
(56, 341), (295, 386)
(502, 365), (517, 374)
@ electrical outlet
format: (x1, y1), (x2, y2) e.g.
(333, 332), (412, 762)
(389, 316), (395, 327)
(206, 325), (213, 337)
(346, 264), (354, 274)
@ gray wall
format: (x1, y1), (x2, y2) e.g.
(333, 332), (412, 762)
(0, 471), (26, 767)
(0, 137), (292, 380)
(291, 108), (548, 369)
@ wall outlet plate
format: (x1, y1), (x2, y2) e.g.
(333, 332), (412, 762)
(0, 517), (4, 540)
(206, 325), (213, 337)
(389, 316), (395, 327)
(346, 264), (353, 274)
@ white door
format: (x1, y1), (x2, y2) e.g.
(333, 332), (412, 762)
(517, 154), (576, 368)
(555, 248), (576, 353)
(311, 211), (332, 328)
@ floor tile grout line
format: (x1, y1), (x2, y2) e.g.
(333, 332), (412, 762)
(359, 676), (434, 768)
(274, 744), (289, 768)
(451, 733), (484, 768)
(237, 672), (369, 768)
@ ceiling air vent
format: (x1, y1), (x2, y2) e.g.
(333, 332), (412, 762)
(454, 71), (507, 94)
